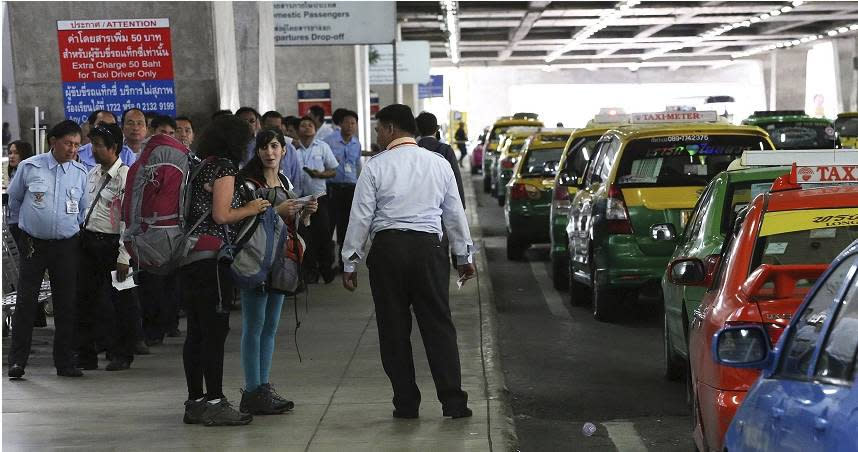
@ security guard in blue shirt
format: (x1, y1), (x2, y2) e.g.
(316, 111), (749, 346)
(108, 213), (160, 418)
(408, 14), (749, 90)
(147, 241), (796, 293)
(7, 120), (89, 379)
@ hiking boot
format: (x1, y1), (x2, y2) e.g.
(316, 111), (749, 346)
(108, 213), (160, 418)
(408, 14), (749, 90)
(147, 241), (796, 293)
(239, 387), (286, 415)
(183, 399), (207, 424)
(8, 364), (25, 380)
(200, 398), (253, 426)
(260, 383), (294, 412)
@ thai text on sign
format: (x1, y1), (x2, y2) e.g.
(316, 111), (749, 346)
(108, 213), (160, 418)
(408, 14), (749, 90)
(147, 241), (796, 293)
(57, 18), (177, 124)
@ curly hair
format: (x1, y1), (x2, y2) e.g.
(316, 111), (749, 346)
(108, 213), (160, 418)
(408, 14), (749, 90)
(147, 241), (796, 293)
(195, 114), (252, 165)
(238, 128), (287, 186)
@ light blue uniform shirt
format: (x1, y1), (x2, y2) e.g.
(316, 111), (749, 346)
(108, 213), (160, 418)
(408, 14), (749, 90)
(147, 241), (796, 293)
(77, 142), (137, 172)
(7, 151), (90, 240)
(324, 133), (362, 185)
(296, 139), (338, 196)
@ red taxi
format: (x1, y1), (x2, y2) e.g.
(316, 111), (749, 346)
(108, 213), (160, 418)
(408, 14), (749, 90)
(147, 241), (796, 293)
(667, 151), (858, 452)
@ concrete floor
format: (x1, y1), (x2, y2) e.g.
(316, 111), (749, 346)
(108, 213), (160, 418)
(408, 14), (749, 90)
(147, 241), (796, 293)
(2, 260), (510, 451)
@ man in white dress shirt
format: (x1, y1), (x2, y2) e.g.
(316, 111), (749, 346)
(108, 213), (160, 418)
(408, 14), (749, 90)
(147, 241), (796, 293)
(341, 104), (476, 419)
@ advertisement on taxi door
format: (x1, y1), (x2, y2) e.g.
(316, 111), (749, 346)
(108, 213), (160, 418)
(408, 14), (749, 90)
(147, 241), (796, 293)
(57, 18), (177, 124)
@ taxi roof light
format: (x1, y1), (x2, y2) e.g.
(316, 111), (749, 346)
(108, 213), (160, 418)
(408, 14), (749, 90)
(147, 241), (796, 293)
(741, 149), (858, 167)
(628, 110), (720, 124)
(590, 114), (631, 125)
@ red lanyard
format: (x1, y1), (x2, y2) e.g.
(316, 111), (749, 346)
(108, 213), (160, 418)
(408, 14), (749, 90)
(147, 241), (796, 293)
(387, 139), (417, 151)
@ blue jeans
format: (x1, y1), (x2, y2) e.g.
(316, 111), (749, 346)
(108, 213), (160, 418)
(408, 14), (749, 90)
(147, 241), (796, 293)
(240, 288), (285, 392)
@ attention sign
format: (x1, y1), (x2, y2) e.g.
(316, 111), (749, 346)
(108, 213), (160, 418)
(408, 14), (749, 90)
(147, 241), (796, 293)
(57, 18), (177, 124)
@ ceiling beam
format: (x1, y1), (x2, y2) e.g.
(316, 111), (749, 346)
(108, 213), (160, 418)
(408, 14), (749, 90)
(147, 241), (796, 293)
(498, 1), (551, 61)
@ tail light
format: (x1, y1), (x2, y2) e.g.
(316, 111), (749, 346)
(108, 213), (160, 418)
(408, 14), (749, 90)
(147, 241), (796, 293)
(510, 183), (528, 200)
(553, 186), (571, 212)
(605, 185), (633, 234)
(501, 157), (516, 169)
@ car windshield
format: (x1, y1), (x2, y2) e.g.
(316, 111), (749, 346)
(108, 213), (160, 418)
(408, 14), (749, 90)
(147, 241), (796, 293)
(617, 134), (771, 187)
(750, 208), (858, 276)
(491, 125), (539, 142)
(835, 117), (858, 137)
(521, 148), (564, 177)
(507, 143), (525, 153)
(764, 122), (836, 149)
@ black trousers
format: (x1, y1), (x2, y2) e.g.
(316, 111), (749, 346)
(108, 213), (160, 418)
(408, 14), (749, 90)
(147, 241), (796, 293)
(303, 196), (334, 274)
(9, 234), (79, 369)
(139, 271), (180, 341)
(328, 183), (356, 266)
(180, 258), (231, 401)
(366, 230), (468, 412)
(75, 230), (131, 364)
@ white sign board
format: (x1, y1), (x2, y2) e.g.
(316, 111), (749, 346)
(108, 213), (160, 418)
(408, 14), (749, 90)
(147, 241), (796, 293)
(369, 41), (431, 85)
(273, 1), (395, 46)
(630, 111), (719, 124)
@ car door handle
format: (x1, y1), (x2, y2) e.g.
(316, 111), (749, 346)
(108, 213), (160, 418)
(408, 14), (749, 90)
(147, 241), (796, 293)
(772, 407), (785, 419)
(814, 416), (829, 431)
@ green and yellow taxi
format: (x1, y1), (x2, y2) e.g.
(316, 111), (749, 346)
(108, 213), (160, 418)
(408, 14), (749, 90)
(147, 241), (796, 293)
(549, 115), (629, 290)
(503, 129), (572, 260)
(482, 114), (543, 193)
(835, 112), (858, 148)
(742, 110), (836, 149)
(566, 111), (775, 321)
(655, 156), (790, 379)
(493, 127), (541, 206)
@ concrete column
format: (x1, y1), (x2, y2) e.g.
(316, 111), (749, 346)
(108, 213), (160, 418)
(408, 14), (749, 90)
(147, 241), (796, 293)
(354, 45), (371, 145)
(233, 2), (259, 109)
(833, 37), (858, 112)
(257, 2), (276, 112)
(274, 46), (358, 117)
(2, 3), (21, 141)
(771, 47), (809, 111)
(213, 2), (240, 111)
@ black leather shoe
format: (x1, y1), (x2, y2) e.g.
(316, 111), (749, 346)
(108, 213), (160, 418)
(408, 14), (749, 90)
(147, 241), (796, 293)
(75, 359), (98, 370)
(105, 360), (130, 371)
(166, 328), (183, 338)
(392, 409), (419, 419)
(8, 364), (25, 380)
(57, 367), (83, 377)
(145, 337), (163, 347)
(443, 407), (473, 419)
(134, 341), (151, 355)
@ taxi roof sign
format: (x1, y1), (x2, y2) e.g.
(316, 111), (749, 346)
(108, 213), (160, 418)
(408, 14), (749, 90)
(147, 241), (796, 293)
(629, 110), (719, 124)
(590, 114), (630, 124)
(741, 149), (858, 167)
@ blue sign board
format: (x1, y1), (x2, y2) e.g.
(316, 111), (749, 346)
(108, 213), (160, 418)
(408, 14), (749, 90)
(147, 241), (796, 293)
(418, 75), (444, 99)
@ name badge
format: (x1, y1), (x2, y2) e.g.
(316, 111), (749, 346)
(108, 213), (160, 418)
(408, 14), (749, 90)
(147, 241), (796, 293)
(345, 163), (355, 174)
(66, 200), (79, 214)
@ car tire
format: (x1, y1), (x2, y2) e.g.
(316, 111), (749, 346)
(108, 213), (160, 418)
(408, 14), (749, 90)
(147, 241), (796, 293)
(506, 234), (526, 261)
(552, 254), (569, 291)
(592, 281), (618, 322)
(663, 312), (684, 381)
(483, 175), (491, 193)
(497, 194), (505, 207)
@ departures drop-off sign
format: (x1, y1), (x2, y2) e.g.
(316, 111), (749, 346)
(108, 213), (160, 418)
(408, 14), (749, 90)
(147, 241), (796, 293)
(273, 2), (395, 46)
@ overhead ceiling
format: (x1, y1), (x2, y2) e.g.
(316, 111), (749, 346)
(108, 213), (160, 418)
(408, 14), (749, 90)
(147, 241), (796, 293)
(398, 1), (858, 70)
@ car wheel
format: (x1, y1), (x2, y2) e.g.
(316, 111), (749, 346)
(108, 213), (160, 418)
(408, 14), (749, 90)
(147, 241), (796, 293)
(506, 234), (526, 261)
(592, 281), (618, 322)
(552, 254), (569, 291)
(483, 174), (491, 193)
(568, 258), (590, 306)
(663, 312), (684, 381)
(497, 193), (505, 207)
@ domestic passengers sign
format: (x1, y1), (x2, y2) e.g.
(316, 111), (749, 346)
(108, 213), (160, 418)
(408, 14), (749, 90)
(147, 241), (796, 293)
(57, 18), (176, 124)
(273, 2), (395, 45)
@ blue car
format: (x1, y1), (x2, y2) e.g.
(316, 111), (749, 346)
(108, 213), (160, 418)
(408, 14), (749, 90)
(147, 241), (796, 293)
(713, 238), (858, 452)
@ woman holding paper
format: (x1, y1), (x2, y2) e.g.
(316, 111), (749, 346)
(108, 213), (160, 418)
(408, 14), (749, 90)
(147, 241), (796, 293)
(236, 128), (316, 416)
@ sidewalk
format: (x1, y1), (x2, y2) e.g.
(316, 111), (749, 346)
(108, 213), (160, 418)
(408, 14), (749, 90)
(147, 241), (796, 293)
(2, 174), (514, 451)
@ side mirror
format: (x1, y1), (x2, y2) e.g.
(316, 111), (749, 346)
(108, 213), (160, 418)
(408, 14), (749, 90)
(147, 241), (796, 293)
(651, 223), (677, 242)
(712, 325), (771, 369)
(667, 258), (707, 286)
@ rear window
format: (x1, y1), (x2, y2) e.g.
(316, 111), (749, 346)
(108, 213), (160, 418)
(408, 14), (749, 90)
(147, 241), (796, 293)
(764, 122), (836, 149)
(836, 117), (858, 137)
(617, 134), (771, 187)
(521, 147), (564, 177)
(750, 208), (858, 275)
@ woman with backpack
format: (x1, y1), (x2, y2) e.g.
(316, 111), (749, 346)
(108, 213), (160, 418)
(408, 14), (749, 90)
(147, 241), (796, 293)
(180, 115), (271, 427)
(236, 128), (317, 415)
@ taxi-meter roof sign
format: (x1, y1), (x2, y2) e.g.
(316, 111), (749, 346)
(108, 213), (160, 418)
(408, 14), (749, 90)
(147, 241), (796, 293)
(630, 111), (719, 124)
(791, 164), (858, 184)
(741, 149), (858, 167)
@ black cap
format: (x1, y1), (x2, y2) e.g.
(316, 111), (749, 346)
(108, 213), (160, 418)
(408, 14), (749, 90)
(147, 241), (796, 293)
(88, 123), (123, 148)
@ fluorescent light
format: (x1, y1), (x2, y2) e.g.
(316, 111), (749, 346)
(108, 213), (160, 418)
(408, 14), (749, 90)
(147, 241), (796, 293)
(781, 6), (793, 13)
(792, 0), (804, 6)
(770, 10), (782, 16)
(440, 0), (460, 64)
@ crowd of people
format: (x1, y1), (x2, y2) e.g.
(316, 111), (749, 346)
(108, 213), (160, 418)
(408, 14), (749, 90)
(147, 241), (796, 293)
(4, 102), (475, 427)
